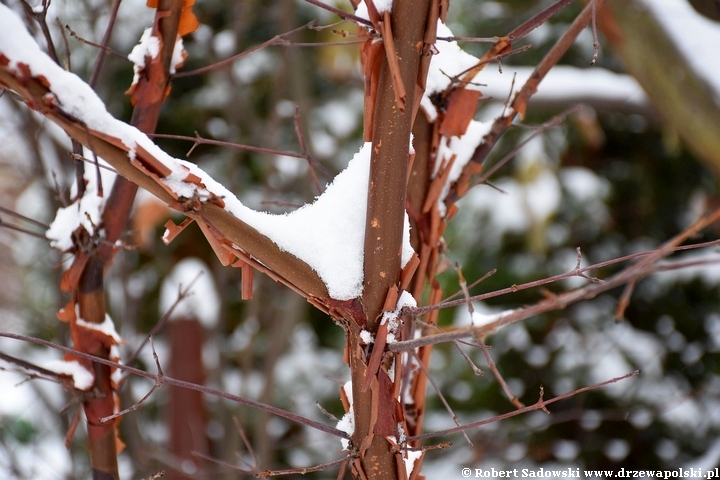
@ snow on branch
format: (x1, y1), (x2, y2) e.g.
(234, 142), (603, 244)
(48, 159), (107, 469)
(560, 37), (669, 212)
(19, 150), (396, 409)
(0, 5), (414, 302)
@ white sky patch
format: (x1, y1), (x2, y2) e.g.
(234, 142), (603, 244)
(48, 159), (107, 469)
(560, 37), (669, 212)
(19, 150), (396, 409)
(42, 359), (94, 390)
(159, 257), (220, 328)
(0, 7), (415, 301)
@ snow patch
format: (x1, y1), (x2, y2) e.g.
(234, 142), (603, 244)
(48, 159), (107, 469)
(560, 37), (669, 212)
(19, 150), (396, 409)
(0, 7), (416, 301)
(380, 291), (417, 343)
(43, 359), (94, 390)
(76, 313), (123, 345)
(159, 257), (220, 328)
(337, 380), (354, 450)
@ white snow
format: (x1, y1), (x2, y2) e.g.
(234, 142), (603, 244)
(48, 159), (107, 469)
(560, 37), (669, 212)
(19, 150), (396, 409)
(403, 449), (423, 477)
(435, 119), (492, 212)
(0, 6), (415, 301)
(337, 380), (354, 450)
(159, 257), (220, 328)
(421, 23), (647, 121)
(421, 23), (486, 121)
(46, 190), (105, 252)
(128, 28), (185, 85)
(380, 291), (417, 343)
(360, 329), (374, 344)
(128, 28), (160, 89)
(46, 149), (114, 252)
(355, 0), (394, 21)
(476, 65), (647, 111)
(76, 313), (124, 345)
(42, 359), (94, 390)
(559, 167), (610, 203)
(642, 0), (720, 101)
(170, 37), (185, 74)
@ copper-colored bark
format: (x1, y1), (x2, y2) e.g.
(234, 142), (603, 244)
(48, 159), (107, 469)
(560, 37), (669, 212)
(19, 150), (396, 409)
(352, 0), (432, 478)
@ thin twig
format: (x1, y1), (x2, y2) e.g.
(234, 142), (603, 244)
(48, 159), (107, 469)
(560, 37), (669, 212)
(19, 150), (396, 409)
(478, 105), (582, 188)
(0, 332), (347, 439)
(0, 219), (49, 240)
(392, 209), (720, 352)
(447, 0), (606, 206)
(301, 0), (373, 28)
(0, 206), (49, 229)
(508, 0), (577, 42)
(174, 21), (318, 78)
(88, 0), (122, 88)
(316, 401), (340, 422)
(148, 132), (307, 160)
(437, 36), (500, 43)
(275, 39), (365, 47)
(451, 45), (532, 85)
(20, 0), (59, 63)
(191, 451), (254, 474)
(590, 0), (600, 65)
(407, 370), (640, 442)
(501, 72), (517, 118)
(99, 337), (165, 423)
(123, 271), (204, 368)
(233, 416), (259, 471)
(64, 24), (128, 61)
(456, 264), (522, 408)
(256, 456), (351, 477)
(442, 268), (497, 303)
(409, 350), (473, 447)
(70, 153), (119, 174)
(293, 104), (326, 193)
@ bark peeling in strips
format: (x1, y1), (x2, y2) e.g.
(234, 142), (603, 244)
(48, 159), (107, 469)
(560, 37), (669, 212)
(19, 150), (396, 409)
(68, 2), (185, 478)
(350, 0), (432, 478)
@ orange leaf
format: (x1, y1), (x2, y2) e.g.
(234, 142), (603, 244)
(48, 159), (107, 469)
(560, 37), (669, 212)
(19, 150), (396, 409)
(178, 2), (199, 37)
(146, 0), (199, 37)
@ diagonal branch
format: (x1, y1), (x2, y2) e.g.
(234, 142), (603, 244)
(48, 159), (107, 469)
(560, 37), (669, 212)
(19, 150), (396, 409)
(0, 332), (347, 439)
(392, 209), (720, 352)
(407, 370), (640, 442)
